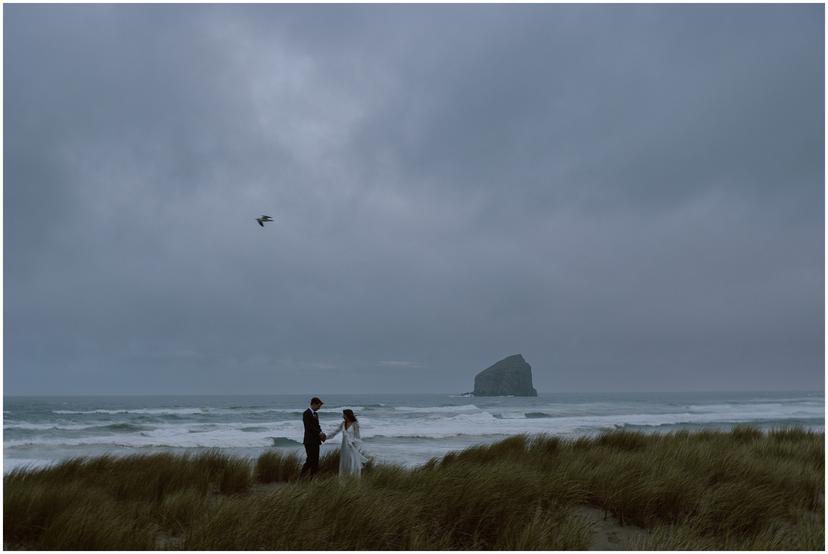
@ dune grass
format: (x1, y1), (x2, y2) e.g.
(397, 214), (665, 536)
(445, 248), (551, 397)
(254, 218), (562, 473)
(4, 426), (824, 550)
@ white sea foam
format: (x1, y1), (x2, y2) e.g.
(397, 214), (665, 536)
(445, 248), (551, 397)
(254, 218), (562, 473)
(6, 422), (106, 431)
(393, 404), (480, 413)
(5, 423), (301, 449)
(53, 408), (208, 415)
(6, 402), (824, 449)
(51, 405), (367, 416)
(5, 393), (823, 471)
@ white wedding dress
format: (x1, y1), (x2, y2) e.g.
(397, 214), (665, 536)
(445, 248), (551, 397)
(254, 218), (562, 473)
(326, 421), (371, 477)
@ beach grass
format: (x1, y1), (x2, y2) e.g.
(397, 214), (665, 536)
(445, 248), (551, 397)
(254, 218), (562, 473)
(4, 426), (824, 550)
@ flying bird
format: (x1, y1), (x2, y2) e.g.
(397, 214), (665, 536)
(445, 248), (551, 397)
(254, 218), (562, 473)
(256, 215), (274, 227)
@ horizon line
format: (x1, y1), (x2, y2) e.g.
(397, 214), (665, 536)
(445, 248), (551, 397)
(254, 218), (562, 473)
(3, 389), (825, 398)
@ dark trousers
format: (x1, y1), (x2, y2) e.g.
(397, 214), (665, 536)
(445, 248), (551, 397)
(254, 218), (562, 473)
(300, 442), (320, 478)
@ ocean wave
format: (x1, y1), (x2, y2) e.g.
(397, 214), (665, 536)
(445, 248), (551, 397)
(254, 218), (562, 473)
(53, 408), (207, 416)
(100, 423), (151, 432)
(393, 404), (479, 413)
(491, 411), (558, 420)
(270, 437), (303, 447)
(614, 417), (825, 431)
(678, 403), (825, 423)
(7, 397), (823, 450)
(5, 422), (152, 432)
(50, 405), (367, 417)
(5, 413), (822, 449)
(369, 433), (472, 440)
(0, 410), (760, 447)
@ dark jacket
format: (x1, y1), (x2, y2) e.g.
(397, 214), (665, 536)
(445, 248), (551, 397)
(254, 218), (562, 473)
(303, 408), (322, 445)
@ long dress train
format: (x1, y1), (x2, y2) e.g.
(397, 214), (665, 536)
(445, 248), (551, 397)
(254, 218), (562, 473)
(326, 421), (371, 477)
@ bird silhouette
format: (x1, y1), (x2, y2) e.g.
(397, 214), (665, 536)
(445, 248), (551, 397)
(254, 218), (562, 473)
(256, 215), (274, 227)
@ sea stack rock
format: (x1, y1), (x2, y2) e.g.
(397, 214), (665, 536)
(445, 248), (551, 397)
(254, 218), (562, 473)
(473, 354), (538, 396)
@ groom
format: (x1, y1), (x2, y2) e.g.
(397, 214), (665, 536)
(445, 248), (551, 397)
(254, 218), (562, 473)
(300, 397), (327, 478)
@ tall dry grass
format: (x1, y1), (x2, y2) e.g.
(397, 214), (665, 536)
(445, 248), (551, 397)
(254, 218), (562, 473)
(4, 426), (824, 550)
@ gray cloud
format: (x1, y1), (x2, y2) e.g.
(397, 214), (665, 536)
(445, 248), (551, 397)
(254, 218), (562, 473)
(5, 4), (823, 394)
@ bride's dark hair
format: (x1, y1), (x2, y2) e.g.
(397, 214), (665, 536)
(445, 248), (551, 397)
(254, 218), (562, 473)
(343, 409), (357, 423)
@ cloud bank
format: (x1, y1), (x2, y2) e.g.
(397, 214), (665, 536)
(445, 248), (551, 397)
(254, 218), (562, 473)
(5, 4), (823, 394)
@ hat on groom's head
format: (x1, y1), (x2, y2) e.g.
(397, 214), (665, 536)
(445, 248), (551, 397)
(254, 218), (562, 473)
(310, 397), (323, 405)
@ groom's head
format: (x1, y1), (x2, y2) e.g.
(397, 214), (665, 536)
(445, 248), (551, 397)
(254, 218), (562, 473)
(310, 397), (323, 411)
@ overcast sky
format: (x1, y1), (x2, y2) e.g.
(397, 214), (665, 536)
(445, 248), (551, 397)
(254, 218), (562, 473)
(5, 4), (824, 395)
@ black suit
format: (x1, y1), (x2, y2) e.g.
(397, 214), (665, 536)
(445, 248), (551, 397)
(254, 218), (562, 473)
(300, 408), (322, 477)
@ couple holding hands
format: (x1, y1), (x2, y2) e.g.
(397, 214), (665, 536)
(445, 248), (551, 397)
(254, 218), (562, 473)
(300, 397), (371, 478)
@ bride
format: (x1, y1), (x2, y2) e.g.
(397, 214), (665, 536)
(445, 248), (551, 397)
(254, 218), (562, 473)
(325, 409), (371, 477)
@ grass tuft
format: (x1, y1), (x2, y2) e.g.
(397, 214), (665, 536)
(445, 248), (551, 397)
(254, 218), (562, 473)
(254, 451), (300, 483)
(730, 425), (764, 443)
(595, 429), (649, 451)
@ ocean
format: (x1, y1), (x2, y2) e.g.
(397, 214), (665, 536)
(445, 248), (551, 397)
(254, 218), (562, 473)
(4, 391), (824, 472)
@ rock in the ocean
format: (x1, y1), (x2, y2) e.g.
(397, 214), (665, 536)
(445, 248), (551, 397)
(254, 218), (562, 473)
(473, 354), (538, 396)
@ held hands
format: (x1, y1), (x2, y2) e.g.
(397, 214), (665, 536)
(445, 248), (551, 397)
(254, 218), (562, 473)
(320, 432), (327, 442)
